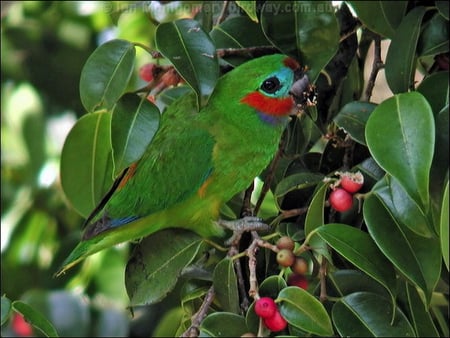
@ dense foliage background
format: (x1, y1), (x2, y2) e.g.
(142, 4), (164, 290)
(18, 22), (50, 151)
(1, 1), (448, 337)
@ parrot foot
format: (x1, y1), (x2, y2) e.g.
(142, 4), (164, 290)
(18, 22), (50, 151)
(218, 217), (270, 246)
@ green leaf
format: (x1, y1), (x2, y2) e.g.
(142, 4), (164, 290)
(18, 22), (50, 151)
(402, 282), (440, 337)
(333, 101), (377, 145)
(236, 1), (258, 22)
(332, 292), (415, 337)
(441, 180), (449, 270)
(60, 112), (114, 217)
(260, 1), (340, 82)
(155, 19), (219, 109)
(111, 93), (160, 175)
(313, 224), (397, 306)
(12, 301), (59, 337)
(385, 6), (427, 93)
(1, 296), (12, 325)
(417, 71), (449, 114)
(365, 92), (435, 211)
(436, 1), (449, 20)
(277, 286), (333, 336)
(364, 193), (441, 304)
(213, 258), (239, 314)
(125, 229), (203, 305)
(199, 312), (248, 337)
(347, 1), (408, 38)
(210, 16), (270, 66)
(374, 176), (434, 238)
(304, 181), (331, 260)
(259, 275), (287, 299)
(80, 39), (135, 112)
(274, 172), (324, 202)
(417, 12), (449, 57)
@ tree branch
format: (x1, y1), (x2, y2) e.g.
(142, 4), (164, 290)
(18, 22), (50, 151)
(363, 34), (384, 102)
(181, 285), (216, 337)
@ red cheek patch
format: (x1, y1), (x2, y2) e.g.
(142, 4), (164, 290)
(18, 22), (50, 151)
(283, 57), (300, 70)
(241, 91), (294, 116)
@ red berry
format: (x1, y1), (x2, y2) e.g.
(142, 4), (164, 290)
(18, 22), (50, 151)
(263, 309), (287, 332)
(12, 313), (33, 336)
(139, 63), (156, 82)
(329, 188), (353, 212)
(276, 249), (295, 267)
(254, 297), (277, 318)
(276, 236), (295, 251)
(288, 273), (309, 290)
(340, 171), (364, 193)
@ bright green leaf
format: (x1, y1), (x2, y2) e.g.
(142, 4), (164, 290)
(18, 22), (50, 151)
(313, 224), (397, 306)
(334, 101), (377, 145)
(213, 258), (240, 314)
(347, 1), (408, 38)
(236, 1), (258, 22)
(80, 39), (135, 112)
(60, 112), (114, 217)
(111, 93), (160, 175)
(261, 1), (340, 82)
(125, 229), (202, 305)
(278, 286), (333, 336)
(441, 180), (449, 270)
(385, 6), (426, 93)
(12, 301), (59, 337)
(366, 92), (435, 210)
(364, 192), (441, 304)
(155, 19), (219, 109)
(332, 292), (415, 337)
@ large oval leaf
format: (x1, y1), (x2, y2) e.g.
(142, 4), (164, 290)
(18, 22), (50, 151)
(417, 12), (450, 57)
(313, 224), (397, 306)
(333, 101), (377, 146)
(347, 1), (408, 38)
(111, 93), (160, 176)
(12, 301), (59, 338)
(155, 19), (219, 109)
(213, 257), (239, 314)
(417, 71), (449, 114)
(125, 229), (202, 306)
(385, 6), (426, 93)
(365, 92), (435, 211)
(440, 180), (449, 270)
(278, 286), (333, 336)
(364, 192), (441, 304)
(260, 1), (339, 82)
(199, 312), (248, 337)
(60, 113), (114, 217)
(80, 39), (135, 113)
(332, 292), (415, 337)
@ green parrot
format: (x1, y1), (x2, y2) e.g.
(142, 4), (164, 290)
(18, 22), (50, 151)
(57, 54), (310, 274)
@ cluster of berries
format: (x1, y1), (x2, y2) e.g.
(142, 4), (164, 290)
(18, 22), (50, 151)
(328, 171), (364, 212)
(254, 297), (287, 332)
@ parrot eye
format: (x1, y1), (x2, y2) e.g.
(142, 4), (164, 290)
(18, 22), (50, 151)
(260, 77), (282, 94)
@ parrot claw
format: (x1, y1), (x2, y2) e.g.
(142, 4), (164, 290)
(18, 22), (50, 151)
(217, 216), (270, 246)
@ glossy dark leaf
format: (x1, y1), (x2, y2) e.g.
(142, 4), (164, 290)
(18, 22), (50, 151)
(155, 19), (219, 109)
(199, 312), (248, 337)
(111, 93), (160, 176)
(313, 224), (397, 305)
(417, 71), (449, 114)
(441, 180), (449, 270)
(366, 92), (435, 210)
(213, 257), (239, 314)
(417, 12), (449, 57)
(278, 286), (333, 336)
(347, 1), (408, 38)
(332, 292), (415, 337)
(436, 1), (449, 20)
(80, 39), (135, 112)
(260, 1), (339, 82)
(334, 101), (377, 145)
(1, 296), (11, 325)
(364, 192), (441, 304)
(125, 229), (202, 305)
(60, 112), (114, 217)
(385, 6), (426, 93)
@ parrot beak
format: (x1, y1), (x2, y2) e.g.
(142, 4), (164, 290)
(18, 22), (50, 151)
(290, 68), (317, 108)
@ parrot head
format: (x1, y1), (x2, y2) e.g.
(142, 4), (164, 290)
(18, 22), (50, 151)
(210, 54), (311, 126)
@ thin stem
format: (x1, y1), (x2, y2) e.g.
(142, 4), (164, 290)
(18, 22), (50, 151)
(363, 34), (384, 102)
(215, 1), (230, 26)
(181, 286), (216, 337)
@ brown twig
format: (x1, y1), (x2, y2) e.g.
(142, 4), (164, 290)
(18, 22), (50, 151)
(319, 258), (328, 302)
(363, 34), (384, 102)
(215, 1), (230, 26)
(181, 285), (216, 337)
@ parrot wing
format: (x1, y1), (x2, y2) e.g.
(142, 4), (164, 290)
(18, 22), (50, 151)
(82, 92), (215, 239)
